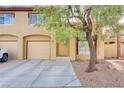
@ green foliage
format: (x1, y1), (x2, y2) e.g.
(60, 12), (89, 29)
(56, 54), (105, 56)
(112, 23), (124, 33)
(91, 5), (124, 41)
(92, 5), (124, 38)
(34, 5), (124, 44)
(34, 6), (78, 44)
(92, 5), (123, 27)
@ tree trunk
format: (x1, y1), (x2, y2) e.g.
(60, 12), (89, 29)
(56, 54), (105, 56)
(83, 6), (97, 72)
(117, 32), (121, 59)
(94, 35), (98, 64)
(86, 32), (97, 72)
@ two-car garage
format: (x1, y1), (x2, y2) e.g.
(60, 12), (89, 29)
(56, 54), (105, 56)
(0, 34), (51, 60)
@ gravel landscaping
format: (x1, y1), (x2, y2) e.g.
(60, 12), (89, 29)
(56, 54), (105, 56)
(71, 59), (124, 87)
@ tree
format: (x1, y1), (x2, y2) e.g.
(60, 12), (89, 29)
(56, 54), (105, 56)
(92, 6), (124, 60)
(34, 5), (124, 72)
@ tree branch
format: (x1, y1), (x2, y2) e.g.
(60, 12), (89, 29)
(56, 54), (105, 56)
(83, 6), (92, 32)
(68, 5), (74, 16)
(67, 15), (83, 30)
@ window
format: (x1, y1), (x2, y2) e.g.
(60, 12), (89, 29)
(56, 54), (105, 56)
(0, 13), (14, 24)
(78, 41), (90, 55)
(0, 16), (4, 24)
(29, 13), (44, 24)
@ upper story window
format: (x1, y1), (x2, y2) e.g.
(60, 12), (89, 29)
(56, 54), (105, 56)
(0, 13), (14, 24)
(28, 13), (44, 25)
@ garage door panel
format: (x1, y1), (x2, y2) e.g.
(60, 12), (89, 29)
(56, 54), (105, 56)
(0, 41), (18, 60)
(27, 41), (50, 59)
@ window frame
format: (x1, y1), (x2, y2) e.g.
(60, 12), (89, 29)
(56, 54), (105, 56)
(28, 13), (44, 25)
(0, 16), (4, 24)
(0, 13), (15, 25)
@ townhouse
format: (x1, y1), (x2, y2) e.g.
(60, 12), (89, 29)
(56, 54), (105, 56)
(0, 6), (104, 61)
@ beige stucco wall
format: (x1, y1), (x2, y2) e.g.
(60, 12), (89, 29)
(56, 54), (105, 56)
(104, 42), (117, 58)
(69, 38), (76, 61)
(103, 34), (124, 59)
(0, 12), (56, 60)
(121, 43), (124, 57)
(97, 39), (104, 60)
(0, 11), (77, 60)
(104, 36), (118, 58)
(104, 36), (124, 59)
(76, 55), (90, 61)
(57, 42), (69, 56)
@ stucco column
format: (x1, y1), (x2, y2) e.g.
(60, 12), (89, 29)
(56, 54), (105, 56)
(50, 36), (56, 60)
(69, 38), (76, 61)
(17, 36), (23, 60)
(97, 39), (104, 61)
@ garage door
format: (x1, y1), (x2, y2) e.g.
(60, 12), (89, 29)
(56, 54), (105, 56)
(0, 41), (18, 60)
(27, 41), (50, 59)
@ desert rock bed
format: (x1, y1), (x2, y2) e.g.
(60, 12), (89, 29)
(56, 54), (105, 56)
(71, 59), (124, 87)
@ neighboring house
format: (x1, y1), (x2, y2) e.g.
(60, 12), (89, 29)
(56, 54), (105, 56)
(104, 30), (124, 59)
(0, 6), (104, 61)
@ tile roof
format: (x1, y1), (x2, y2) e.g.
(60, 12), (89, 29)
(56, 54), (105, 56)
(0, 6), (33, 11)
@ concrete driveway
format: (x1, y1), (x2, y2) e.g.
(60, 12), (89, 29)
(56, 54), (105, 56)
(0, 59), (81, 88)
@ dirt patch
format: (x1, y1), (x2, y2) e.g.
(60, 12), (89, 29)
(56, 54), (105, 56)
(71, 60), (124, 87)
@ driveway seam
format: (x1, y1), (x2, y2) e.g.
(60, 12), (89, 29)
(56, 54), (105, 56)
(63, 78), (79, 87)
(29, 60), (50, 87)
(5, 60), (44, 88)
